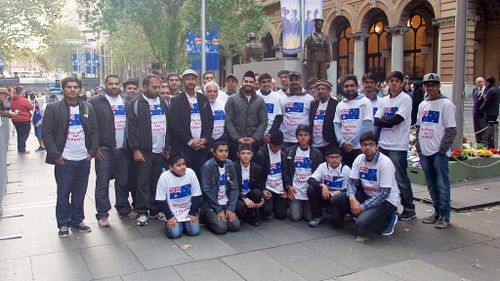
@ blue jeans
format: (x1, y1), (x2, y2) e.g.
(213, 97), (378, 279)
(379, 148), (415, 211)
(419, 152), (451, 219)
(166, 221), (200, 239)
(13, 121), (30, 152)
(55, 159), (91, 228)
(95, 148), (131, 219)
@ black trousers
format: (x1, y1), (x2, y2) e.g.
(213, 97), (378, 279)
(306, 185), (333, 218)
(473, 115), (487, 144)
(127, 149), (137, 208)
(262, 190), (288, 220)
(236, 189), (263, 220)
(135, 151), (163, 215)
(341, 148), (361, 168)
(176, 146), (209, 179)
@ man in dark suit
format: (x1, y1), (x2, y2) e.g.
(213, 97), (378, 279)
(472, 77), (486, 144)
(309, 79), (339, 156)
(169, 69), (214, 178)
(235, 143), (265, 226)
(480, 76), (500, 148)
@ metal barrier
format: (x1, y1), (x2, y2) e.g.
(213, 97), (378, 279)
(0, 117), (10, 215)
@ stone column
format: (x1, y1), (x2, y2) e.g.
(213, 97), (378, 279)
(388, 25), (408, 72)
(352, 32), (368, 80)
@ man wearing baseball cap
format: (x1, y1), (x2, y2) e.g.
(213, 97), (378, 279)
(415, 72), (457, 229)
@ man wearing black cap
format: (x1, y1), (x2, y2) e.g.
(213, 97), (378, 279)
(255, 130), (288, 220)
(234, 143), (264, 226)
(375, 71), (415, 221)
(225, 70), (268, 159)
(310, 79), (339, 156)
(303, 18), (332, 80)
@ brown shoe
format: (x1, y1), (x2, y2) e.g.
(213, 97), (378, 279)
(422, 214), (439, 224)
(434, 217), (450, 229)
(18, 150), (30, 154)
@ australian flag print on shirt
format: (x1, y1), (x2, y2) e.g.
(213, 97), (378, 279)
(359, 166), (377, 181)
(214, 110), (225, 120)
(191, 103), (200, 114)
(242, 179), (250, 194)
(285, 102), (304, 113)
(293, 157), (312, 169)
(266, 103), (274, 113)
(169, 184), (192, 199)
(341, 108), (360, 120)
(150, 104), (164, 116)
(219, 174), (227, 186)
(269, 162), (282, 175)
(383, 107), (398, 117)
(373, 107), (378, 116)
(69, 114), (82, 126)
(314, 110), (325, 121)
(111, 105), (126, 116)
(324, 175), (343, 189)
(422, 110), (440, 123)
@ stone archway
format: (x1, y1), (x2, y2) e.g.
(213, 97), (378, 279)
(328, 16), (352, 82)
(360, 8), (390, 82)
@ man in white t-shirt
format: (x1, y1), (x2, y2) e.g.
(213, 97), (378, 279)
(416, 73), (457, 229)
(374, 71), (415, 221)
(361, 72), (381, 116)
(206, 81), (227, 142)
(89, 75), (135, 228)
(256, 73), (283, 143)
(330, 131), (400, 236)
(42, 77), (99, 238)
(156, 152), (202, 239)
(275, 70), (290, 96)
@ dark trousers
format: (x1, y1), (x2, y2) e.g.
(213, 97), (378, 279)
(330, 190), (396, 233)
(341, 148), (361, 168)
(135, 151), (163, 216)
(55, 159), (91, 228)
(379, 148), (415, 211)
(486, 118), (498, 148)
(94, 148), (131, 219)
(127, 150), (137, 208)
(176, 146), (209, 179)
(236, 189), (263, 220)
(473, 115), (487, 144)
(307, 185), (333, 218)
(420, 152), (451, 219)
(13, 121), (31, 152)
(205, 207), (240, 234)
(262, 190), (288, 220)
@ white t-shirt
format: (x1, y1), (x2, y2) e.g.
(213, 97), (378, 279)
(217, 166), (229, 206)
(375, 92), (412, 151)
(210, 98), (225, 140)
(312, 100), (329, 148)
(241, 163), (251, 195)
(309, 162), (350, 192)
(187, 94), (202, 140)
(266, 146), (284, 194)
(416, 98), (457, 156)
(105, 94), (126, 149)
(155, 168), (202, 222)
(350, 153), (400, 207)
(334, 96), (373, 149)
(63, 106), (88, 161)
(144, 94), (166, 153)
(292, 147), (313, 200)
(280, 94), (314, 143)
(369, 96), (381, 117)
(256, 89), (283, 133)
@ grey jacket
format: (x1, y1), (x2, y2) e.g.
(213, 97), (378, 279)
(200, 157), (239, 213)
(224, 88), (268, 142)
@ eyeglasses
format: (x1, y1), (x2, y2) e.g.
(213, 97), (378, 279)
(360, 142), (377, 148)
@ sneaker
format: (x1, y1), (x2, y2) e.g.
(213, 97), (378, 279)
(308, 217), (323, 227)
(157, 212), (166, 221)
(35, 147), (45, 152)
(72, 223), (92, 233)
(398, 210), (417, 221)
(434, 217), (450, 229)
(58, 227), (72, 238)
(381, 213), (398, 236)
(119, 210), (138, 219)
(98, 217), (110, 228)
(136, 215), (148, 226)
(421, 214), (439, 224)
(148, 213), (158, 219)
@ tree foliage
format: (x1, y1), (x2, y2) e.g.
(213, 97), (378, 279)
(106, 21), (155, 68)
(42, 24), (84, 72)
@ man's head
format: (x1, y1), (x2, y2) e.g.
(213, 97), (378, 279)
(225, 74), (238, 93)
(204, 81), (220, 102)
(159, 82), (170, 100)
(387, 71), (404, 94)
(182, 69), (199, 93)
(271, 79), (277, 91)
(269, 130), (284, 153)
(254, 74), (260, 90)
(166, 73), (181, 95)
(362, 72), (377, 97)
(307, 78), (318, 100)
(258, 73), (272, 92)
(242, 71), (256, 94)
(104, 75), (121, 97)
(202, 71), (216, 85)
(142, 74), (161, 98)
(0, 87), (9, 103)
(315, 79), (332, 102)
(289, 71), (302, 94)
(313, 18), (324, 31)
(422, 73), (441, 99)
(485, 76), (496, 88)
(360, 131), (378, 159)
(212, 140), (229, 162)
(476, 77), (485, 89)
(237, 143), (254, 164)
(342, 74), (359, 99)
(295, 124), (311, 147)
(168, 152), (187, 176)
(277, 70), (290, 89)
(15, 86), (24, 96)
(61, 76), (82, 100)
(325, 147), (342, 168)
(123, 79), (139, 98)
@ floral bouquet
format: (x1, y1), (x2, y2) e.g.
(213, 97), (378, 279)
(450, 149), (468, 161)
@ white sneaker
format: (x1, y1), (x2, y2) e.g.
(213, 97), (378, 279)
(98, 217), (110, 228)
(136, 215), (148, 226)
(157, 212), (166, 221)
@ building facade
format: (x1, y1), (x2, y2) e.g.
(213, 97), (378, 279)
(260, 0), (500, 96)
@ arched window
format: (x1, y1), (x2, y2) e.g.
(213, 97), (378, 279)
(366, 21), (388, 81)
(337, 26), (354, 78)
(404, 14), (426, 79)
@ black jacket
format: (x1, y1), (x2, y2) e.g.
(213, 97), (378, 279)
(169, 91), (214, 151)
(234, 161), (264, 199)
(309, 97), (339, 148)
(41, 99), (99, 164)
(255, 145), (285, 181)
(283, 145), (323, 190)
(127, 93), (169, 152)
(480, 86), (500, 118)
(89, 94), (126, 149)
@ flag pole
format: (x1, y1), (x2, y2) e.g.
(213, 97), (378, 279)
(201, 0), (206, 74)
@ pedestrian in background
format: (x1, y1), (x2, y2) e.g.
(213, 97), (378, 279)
(10, 86), (34, 154)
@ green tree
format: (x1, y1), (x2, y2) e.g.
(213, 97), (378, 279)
(42, 24), (84, 72)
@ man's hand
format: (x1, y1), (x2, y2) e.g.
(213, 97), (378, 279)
(287, 186), (296, 200)
(166, 217), (177, 229)
(255, 199), (265, 208)
(262, 189), (272, 200)
(244, 137), (256, 144)
(331, 190), (341, 197)
(133, 150), (146, 162)
(55, 156), (65, 166)
(280, 191), (288, 199)
(237, 138), (246, 144)
(161, 150), (170, 158)
(226, 211), (237, 222)
(187, 214), (198, 224)
(349, 196), (363, 216)
(86, 154), (92, 161)
(96, 148), (104, 161)
(321, 184), (330, 200)
(217, 211), (227, 221)
(190, 139), (202, 150)
(243, 198), (255, 208)
(342, 142), (353, 153)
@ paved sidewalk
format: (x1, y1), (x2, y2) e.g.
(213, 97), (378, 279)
(2, 138), (500, 281)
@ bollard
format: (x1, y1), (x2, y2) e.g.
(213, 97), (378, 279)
(495, 122), (499, 149)
(0, 117), (8, 215)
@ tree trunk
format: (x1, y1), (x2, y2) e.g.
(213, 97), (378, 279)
(225, 55), (234, 75)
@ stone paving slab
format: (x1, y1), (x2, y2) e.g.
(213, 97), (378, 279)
(0, 257), (32, 281)
(173, 258), (244, 281)
(379, 259), (465, 281)
(31, 250), (92, 281)
(126, 237), (192, 269)
(337, 268), (401, 281)
(121, 267), (182, 281)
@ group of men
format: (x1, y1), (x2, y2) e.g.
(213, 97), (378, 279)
(472, 76), (500, 147)
(41, 68), (456, 239)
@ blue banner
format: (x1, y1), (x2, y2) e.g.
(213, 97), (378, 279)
(71, 53), (79, 72)
(280, 0), (301, 55)
(186, 29), (220, 71)
(0, 55), (4, 73)
(304, 0), (323, 38)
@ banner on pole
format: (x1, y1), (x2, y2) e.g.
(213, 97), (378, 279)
(280, 0), (301, 55)
(304, 0), (323, 37)
(186, 29), (220, 71)
(71, 53), (79, 72)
